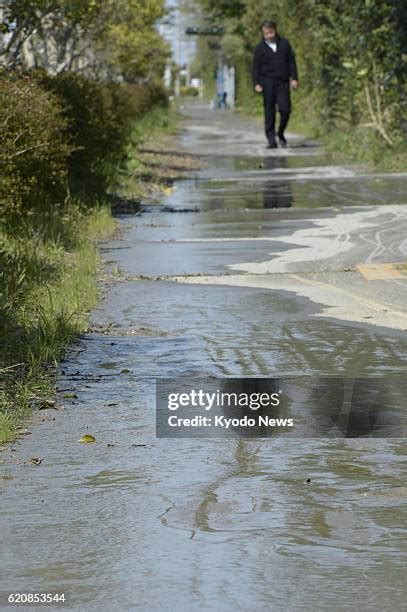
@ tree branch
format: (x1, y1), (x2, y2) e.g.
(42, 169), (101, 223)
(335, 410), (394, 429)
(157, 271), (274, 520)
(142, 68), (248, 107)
(7, 143), (50, 160)
(364, 84), (393, 146)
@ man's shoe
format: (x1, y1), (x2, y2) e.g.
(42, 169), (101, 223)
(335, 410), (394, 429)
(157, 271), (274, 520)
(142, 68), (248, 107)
(278, 134), (287, 147)
(267, 140), (277, 149)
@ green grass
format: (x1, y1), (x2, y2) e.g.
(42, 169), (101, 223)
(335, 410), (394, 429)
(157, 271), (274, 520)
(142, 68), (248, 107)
(288, 99), (407, 172)
(116, 105), (185, 200)
(0, 206), (115, 443)
(130, 104), (179, 143)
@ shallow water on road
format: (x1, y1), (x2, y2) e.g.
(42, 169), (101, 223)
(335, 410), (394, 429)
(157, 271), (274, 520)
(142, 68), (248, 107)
(1, 105), (407, 611)
(164, 159), (407, 211)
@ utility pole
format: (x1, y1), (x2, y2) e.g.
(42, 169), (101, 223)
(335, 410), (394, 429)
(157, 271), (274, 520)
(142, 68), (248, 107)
(175, 9), (181, 96)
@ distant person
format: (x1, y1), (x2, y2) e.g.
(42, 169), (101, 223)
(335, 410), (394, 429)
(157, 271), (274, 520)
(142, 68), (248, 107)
(252, 20), (299, 148)
(217, 91), (227, 109)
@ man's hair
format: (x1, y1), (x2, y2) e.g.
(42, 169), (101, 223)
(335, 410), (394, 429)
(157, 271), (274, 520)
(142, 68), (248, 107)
(261, 20), (277, 30)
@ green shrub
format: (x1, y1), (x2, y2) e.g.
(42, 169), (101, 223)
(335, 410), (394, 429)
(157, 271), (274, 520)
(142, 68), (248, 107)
(0, 70), (166, 335)
(180, 86), (200, 97)
(35, 72), (167, 197)
(0, 73), (71, 227)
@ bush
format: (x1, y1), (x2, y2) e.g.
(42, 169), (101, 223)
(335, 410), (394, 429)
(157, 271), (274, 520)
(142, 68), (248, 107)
(35, 72), (168, 197)
(0, 73), (71, 227)
(0, 71), (168, 215)
(180, 86), (199, 97)
(0, 69), (167, 328)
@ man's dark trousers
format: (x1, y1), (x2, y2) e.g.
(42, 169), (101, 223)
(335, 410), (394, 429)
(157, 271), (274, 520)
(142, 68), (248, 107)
(262, 77), (291, 143)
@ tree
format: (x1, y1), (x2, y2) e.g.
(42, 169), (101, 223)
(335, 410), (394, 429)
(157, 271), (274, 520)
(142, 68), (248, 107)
(0, 0), (168, 82)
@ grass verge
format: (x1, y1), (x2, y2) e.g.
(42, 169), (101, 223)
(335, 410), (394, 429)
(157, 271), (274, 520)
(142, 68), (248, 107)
(288, 99), (407, 172)
(0, 206), (115, 443)
(115, 105), (200, 203)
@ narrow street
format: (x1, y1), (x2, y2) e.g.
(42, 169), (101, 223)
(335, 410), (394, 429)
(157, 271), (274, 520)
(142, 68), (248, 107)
(1, 103), (407, 611)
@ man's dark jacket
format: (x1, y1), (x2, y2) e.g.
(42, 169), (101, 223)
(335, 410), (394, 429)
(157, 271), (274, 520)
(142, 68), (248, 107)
(252, 36), (298, 85)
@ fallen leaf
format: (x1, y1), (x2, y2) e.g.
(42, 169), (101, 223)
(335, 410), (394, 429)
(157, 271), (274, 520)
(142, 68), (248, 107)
(79, 434), (96, 443)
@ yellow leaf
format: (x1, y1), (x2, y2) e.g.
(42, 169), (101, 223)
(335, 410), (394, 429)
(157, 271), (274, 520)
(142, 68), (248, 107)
(79, 434), (96, 443)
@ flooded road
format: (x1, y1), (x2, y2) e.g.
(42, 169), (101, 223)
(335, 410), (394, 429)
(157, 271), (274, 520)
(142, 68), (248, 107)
(1, 104), (407, 611)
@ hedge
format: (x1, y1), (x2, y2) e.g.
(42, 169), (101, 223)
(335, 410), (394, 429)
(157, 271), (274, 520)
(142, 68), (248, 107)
(0, 71), (168, 227)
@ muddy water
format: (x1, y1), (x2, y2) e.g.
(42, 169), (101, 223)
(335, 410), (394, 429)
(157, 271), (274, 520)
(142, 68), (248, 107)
(1, 104), (407, 611)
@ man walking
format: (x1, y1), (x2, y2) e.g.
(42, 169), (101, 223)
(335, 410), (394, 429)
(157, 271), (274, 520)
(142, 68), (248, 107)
(252, 20), (299, 148)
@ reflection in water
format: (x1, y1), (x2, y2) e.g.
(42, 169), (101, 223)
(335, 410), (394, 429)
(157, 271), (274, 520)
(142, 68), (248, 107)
(262, 157), (293, 209)
(263, 182), (293, 209)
